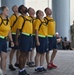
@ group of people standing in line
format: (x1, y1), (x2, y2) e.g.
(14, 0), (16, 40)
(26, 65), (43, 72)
(0, 5), (58, 75)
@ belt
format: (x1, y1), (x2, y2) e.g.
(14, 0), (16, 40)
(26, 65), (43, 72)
(22, 32), (32, 36)
(48, 35), (54, 37)
(12, 33), (16, 35)
(38, 34), (47, 38)
(32, 34), (35, 36)
(0, 36), (6, 39)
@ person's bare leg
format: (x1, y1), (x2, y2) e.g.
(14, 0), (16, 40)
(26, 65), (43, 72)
(50, 49), (57, 62)
(16, 50), (20, 64)
(40, 53), (45, 66)
(46, 51), (50, 64)
(1, 51), (7, 72)
(27, 51), (31, 63)
(0, 54), (1, 68)
(35, 52), (40, 67)
(19, 51), (28, 69)
(19, 52), (25, 69)
(24, 52), (29, 66)
(9, 49), (15, 65)
(30, 48), (35, 62)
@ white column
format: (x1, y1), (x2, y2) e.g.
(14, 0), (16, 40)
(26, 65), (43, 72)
(52, 0), (70, 40)
(1, 0), (25, 16)
(0, 0), (1, 7)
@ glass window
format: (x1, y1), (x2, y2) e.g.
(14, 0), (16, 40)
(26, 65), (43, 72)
(25, 0), (52, 11)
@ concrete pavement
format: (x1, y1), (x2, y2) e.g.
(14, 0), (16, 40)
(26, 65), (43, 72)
(5, 50), (74, 75)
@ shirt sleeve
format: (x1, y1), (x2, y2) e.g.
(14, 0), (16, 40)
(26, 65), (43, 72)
(35, 19), (41, 30)
(15, 16), (24, 29)
(9, 15), (16, 27)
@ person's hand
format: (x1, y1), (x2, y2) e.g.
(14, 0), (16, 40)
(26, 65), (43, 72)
(36, 41), (40, 46)
(57, 38), (61, 43)
(11, 41), (14, 47)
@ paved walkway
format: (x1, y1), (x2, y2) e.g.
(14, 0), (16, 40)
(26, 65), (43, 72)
(4, 50), (74, 75)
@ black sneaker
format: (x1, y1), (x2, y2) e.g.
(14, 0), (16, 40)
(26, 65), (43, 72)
(35, 68), (43, 72)
(31, 61), (34, 64)
(42, 67), (47, 71)
(28, 62), (35, 67)
(18, 70), (30, 75)
(9, 64), (16, 71)
(24, 70), (30, 75)
(14, 63), (19, 67)
(18, 71), (24, 75)
(26, 62), (29, 65)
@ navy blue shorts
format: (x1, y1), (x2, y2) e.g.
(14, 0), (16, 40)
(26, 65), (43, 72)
(36, 37), (48, 54)
(9, 35), (19, 50)
(32, 35), (36, 48)
(0, 38), (7, 53)
(19, 34), (32, 52)
(48, 36), (57, 51)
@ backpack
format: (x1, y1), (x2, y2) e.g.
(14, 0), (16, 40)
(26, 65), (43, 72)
(37, 18), (46, 30)
(11, 14), (18, 29)
(0, 16), (9, 26)
(44, 17), (54, 25)
(20, 15), (32, 32)
(29, 16), (36, 23)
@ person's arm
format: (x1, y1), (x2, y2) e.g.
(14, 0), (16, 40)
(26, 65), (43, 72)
(8, 30), (14, 47)
(70, 26), (72, 34)
(35, 29), (40, 46)
(15, 28), (20, 46)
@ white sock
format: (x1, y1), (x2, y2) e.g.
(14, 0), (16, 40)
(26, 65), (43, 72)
(20, 68), (26, 72)
(40, 66), (43, 68)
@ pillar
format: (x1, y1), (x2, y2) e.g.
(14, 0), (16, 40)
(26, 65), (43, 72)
(1, 0), (25, 16)
(52, 0), (70, 40)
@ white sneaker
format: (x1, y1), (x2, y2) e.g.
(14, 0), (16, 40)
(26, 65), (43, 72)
(0, 68), (3, 75)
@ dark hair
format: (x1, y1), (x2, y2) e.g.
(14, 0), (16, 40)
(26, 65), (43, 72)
(0, 6), (7, 14)
(36, 10), (40, 18)
(12, 5), (17, 11)
(44, 7), (49, 13)
(64, 37), (67, 41)
(27, 7), (31, 13)
(18, 5), (27, 14)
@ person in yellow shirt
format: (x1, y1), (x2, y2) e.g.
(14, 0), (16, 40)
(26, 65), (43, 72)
(15, 5), (33, 75)
(35, 10), (48, 72)
(9, 5), (20, 71)
(27, 7), (36, 67)
(0, 6), (14, 75)
(44, 7), (57, 69)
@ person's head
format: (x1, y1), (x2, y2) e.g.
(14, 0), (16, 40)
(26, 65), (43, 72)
(18, 5), (27, 15)
(12, 5), (18, 13)
(36, 10), (44, 19)
(0, 6), (9, 17)
(64, 37), (67, 41)
(44, 7), (52, 16)
(28, 7), (35, 17)
(55, 32), (59, 37)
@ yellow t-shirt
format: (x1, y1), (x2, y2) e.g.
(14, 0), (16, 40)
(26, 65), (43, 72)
(45, 16), (56, 35)
(16, 15), (33, 34)
(10, 14), (18, 34)
(29, 17), (36, 34)
(35, 19), (47, 36)
(0, 17), (10, 37)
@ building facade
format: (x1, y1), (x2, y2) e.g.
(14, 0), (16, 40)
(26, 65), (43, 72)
(0, 0), (73, 41)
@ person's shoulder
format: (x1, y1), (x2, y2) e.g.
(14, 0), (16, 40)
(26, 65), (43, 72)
(71, 24), (74, 27)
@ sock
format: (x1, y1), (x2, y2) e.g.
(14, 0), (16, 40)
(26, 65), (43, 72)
(20, 68), (26, 72)
(35, 66), (40, 69)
